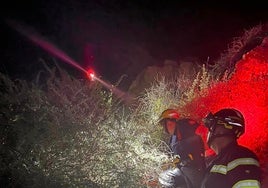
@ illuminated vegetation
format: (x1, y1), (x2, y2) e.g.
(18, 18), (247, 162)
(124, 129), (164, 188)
(1, 24), (268, 187)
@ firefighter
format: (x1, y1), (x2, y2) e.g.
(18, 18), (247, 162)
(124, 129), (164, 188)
(201, 108), (261, 188)
(158, 109), (205, 188)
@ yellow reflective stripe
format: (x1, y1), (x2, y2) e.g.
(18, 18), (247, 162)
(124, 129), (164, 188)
(210, 158), (259, 175)
(227, 158), (260, 172)
(210, 165), (227, 174)
(232, 180), (260, 188)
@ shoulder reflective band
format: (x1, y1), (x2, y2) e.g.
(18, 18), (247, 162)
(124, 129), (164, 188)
(228, 158), (260, 172)
(232, 180), (260, 188)
(210, 158), (260, 175)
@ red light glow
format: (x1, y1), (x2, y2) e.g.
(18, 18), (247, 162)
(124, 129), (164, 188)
(182, 41), (268, 167)
(86, 69), (95, 81)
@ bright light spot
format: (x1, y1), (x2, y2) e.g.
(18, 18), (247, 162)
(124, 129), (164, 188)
(86, 69), (95, 81)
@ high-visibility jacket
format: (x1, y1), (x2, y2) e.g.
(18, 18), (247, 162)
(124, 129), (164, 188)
(201, 141), (261, 188)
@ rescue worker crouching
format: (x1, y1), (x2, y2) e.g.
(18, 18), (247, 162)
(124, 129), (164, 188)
(158, 109), (206, 188)
(201, 108), (261, 188)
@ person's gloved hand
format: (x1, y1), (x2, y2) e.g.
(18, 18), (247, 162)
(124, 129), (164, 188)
(158, 168), (186, 188)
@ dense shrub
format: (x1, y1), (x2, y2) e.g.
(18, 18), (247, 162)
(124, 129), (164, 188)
(0, 65), (171, 188)
(1, 23), (267, 187)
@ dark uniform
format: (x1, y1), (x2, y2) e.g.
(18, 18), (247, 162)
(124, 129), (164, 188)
(171, 134), (205, 188)
(202, 108), (261, 188)
(158, 117), (205, 188)
(201, 141), (261, 188)
(171, 134), (205, 171)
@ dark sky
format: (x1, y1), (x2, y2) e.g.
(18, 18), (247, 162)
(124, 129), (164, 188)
(1, 0), (268, 89)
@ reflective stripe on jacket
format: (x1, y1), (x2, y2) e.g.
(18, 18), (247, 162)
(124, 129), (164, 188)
(201, 141), (261, 188)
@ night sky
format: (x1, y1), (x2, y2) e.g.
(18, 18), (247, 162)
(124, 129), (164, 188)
(1, 1), (268, 89)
